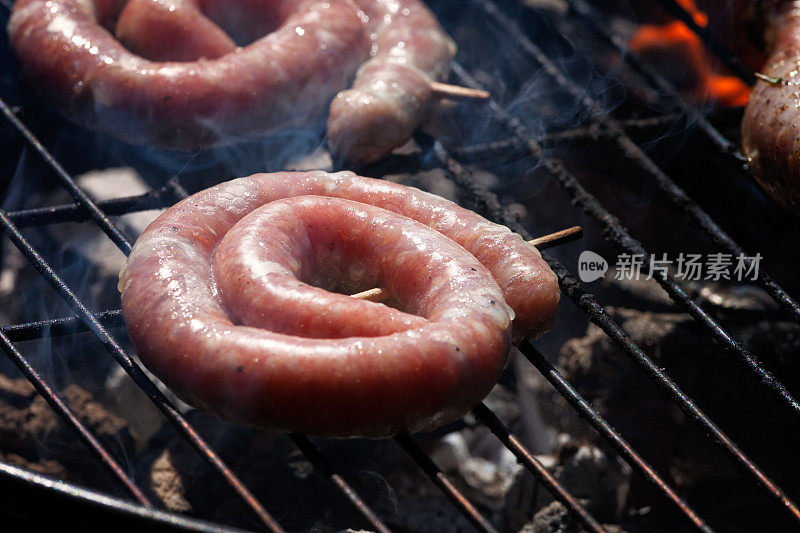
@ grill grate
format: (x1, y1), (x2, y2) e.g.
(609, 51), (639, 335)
(0, 187), (286, 531)
(0, 97), (599, 531)
(0, 0), (798, 531)
(430, 140), (713, 532)
(447, 31), (800, 529)
(447, 0), (800, 524)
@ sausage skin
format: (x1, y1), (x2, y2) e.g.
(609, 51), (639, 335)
(119, 172), (560, 437)
(742, 1), (800, 213)
(8, 0), (455, 163)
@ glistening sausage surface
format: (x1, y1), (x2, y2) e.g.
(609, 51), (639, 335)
(8, 0), (454, 162)
(119, 171), (560, 437)
(326, 0), (456, 163)
(741, 1), (800, 214)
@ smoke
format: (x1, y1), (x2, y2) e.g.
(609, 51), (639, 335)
(427, 0), (629, 162)
(0, 0), (765, 526)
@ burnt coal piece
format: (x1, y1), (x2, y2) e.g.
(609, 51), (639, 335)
(0, 373), (136, 496)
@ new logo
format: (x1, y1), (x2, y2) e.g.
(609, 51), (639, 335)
(578, 250), (608, 282)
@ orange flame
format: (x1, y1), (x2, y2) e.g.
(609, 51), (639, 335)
(629, 0), (749, 107)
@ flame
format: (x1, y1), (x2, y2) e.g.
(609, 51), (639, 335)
(629, 0), (749, 107)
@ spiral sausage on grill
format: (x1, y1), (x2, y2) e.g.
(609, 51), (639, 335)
(119, 172), (560, 437)
(8, 0), (455, 163)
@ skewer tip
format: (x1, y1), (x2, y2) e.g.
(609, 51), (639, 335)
(430, 81), (490, 100)
(349, 287), (389, 302)
(528, 226), (583, 250)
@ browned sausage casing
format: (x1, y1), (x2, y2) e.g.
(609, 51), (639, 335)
(742, 1), (800, 213)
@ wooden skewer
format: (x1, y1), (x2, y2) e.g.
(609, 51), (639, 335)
(429, 81), (490, 100)
(350, 288), (392, 303)
(350, 225), (582, 302)
(347, 287), (387, 302)
(529, 225), (583, 249)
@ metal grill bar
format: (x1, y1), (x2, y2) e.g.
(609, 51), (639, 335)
(564, 0), (745, 162)
(0, 1), (794, 530)
(0, 329), (151, 507)
(0, 196), (399, 531)
(289, 435), (392, 533)
(0, 462), (251, 533)
(1, 90), (397, 533)
(516, 343), (713, 532)
(561, 0), (800, 328)
(0, 310), (124, 342)
(9, 294), (772, 346)
(449, 113), (689, 161)
(394, 434), (498, 533)
(482, 0), (800, 327)
(430, 141), (717, 531)
(652, 0), (756, 85)
(448, 59), (800, 526)
(471, 0), (800, 416)
(0, 209), (285, 532)
(548, 257), (800, 524)
(0, 78), (597, 533)
(0, 99), (133, 255)
(6, 187), (178, 228)
(471, 403), (607, 533)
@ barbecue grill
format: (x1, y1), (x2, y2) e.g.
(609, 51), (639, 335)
(1, 0), (799, 531)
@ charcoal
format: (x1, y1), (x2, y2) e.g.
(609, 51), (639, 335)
(521, 287), (800, 531)
(0, 374), (136, 494)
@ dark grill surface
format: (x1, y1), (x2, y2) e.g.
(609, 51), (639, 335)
(1, 0), (800, 531)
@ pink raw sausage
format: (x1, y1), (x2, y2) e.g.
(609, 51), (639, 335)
(119, 172), (559, 437)
(8, 0), (455, 162)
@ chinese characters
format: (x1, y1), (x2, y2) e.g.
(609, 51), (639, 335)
(613, 253), (762, 281)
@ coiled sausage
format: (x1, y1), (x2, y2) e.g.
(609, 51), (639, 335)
(119, 171), (560, 437)
(8, 0), (454, 163)
(742, 1), (800, 213)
